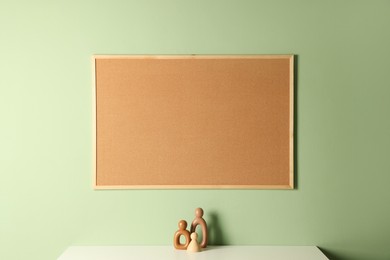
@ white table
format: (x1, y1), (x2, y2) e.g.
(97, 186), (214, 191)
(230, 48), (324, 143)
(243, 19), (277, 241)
(57, 246), (329, 260)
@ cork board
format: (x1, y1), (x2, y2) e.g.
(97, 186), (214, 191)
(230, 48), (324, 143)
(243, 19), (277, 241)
(93, 55), (294, 189)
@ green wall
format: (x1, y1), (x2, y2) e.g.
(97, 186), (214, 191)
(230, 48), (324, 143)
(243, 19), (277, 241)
(1, 1), (389, 259)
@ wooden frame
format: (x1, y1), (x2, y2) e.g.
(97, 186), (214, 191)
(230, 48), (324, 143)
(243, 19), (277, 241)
(93, 55), (294, 189)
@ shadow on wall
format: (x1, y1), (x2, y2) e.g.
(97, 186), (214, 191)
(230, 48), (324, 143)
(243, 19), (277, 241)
(319, 247), (348, 260)
(207, 211), (229, 245)
(293, 54), (299, 190)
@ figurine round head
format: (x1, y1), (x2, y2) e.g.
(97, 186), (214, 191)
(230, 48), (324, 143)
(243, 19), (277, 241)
(195, 208), (204, 217)
(191, 232), (198, 240)
(178, 220), (187, 230)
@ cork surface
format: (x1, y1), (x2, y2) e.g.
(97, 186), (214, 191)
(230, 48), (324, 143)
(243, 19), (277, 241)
(94, 56), (293, 188)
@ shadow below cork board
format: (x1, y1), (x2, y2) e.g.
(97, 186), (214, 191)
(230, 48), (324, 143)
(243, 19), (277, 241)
(93, 55), (294, 189)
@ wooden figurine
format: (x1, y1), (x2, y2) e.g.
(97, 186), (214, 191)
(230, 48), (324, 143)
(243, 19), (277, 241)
(187, 232), (201, 252)
(173, 220), (191, 250)
(190, 207), (208, 248)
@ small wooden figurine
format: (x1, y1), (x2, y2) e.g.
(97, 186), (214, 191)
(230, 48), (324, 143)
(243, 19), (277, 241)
(190, 207), (208, 248)
(173, 220), (191, 250)
(187, 232), (201, 252)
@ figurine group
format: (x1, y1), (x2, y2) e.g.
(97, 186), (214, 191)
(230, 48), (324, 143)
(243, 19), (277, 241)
(174, 207), (208, 252)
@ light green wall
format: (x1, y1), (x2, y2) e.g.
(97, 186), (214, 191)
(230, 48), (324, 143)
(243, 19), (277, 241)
(1, 1), (389, 259)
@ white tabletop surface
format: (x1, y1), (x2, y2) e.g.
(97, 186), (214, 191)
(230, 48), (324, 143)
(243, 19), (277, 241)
(57, 245), (329, 260)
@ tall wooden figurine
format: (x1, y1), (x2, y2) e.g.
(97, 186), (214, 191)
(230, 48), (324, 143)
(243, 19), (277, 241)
(190, 207), (208, 248)
(173, 220), (191, 250)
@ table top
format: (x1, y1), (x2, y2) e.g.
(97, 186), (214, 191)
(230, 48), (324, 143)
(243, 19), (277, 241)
(58, 245), (329, 260)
